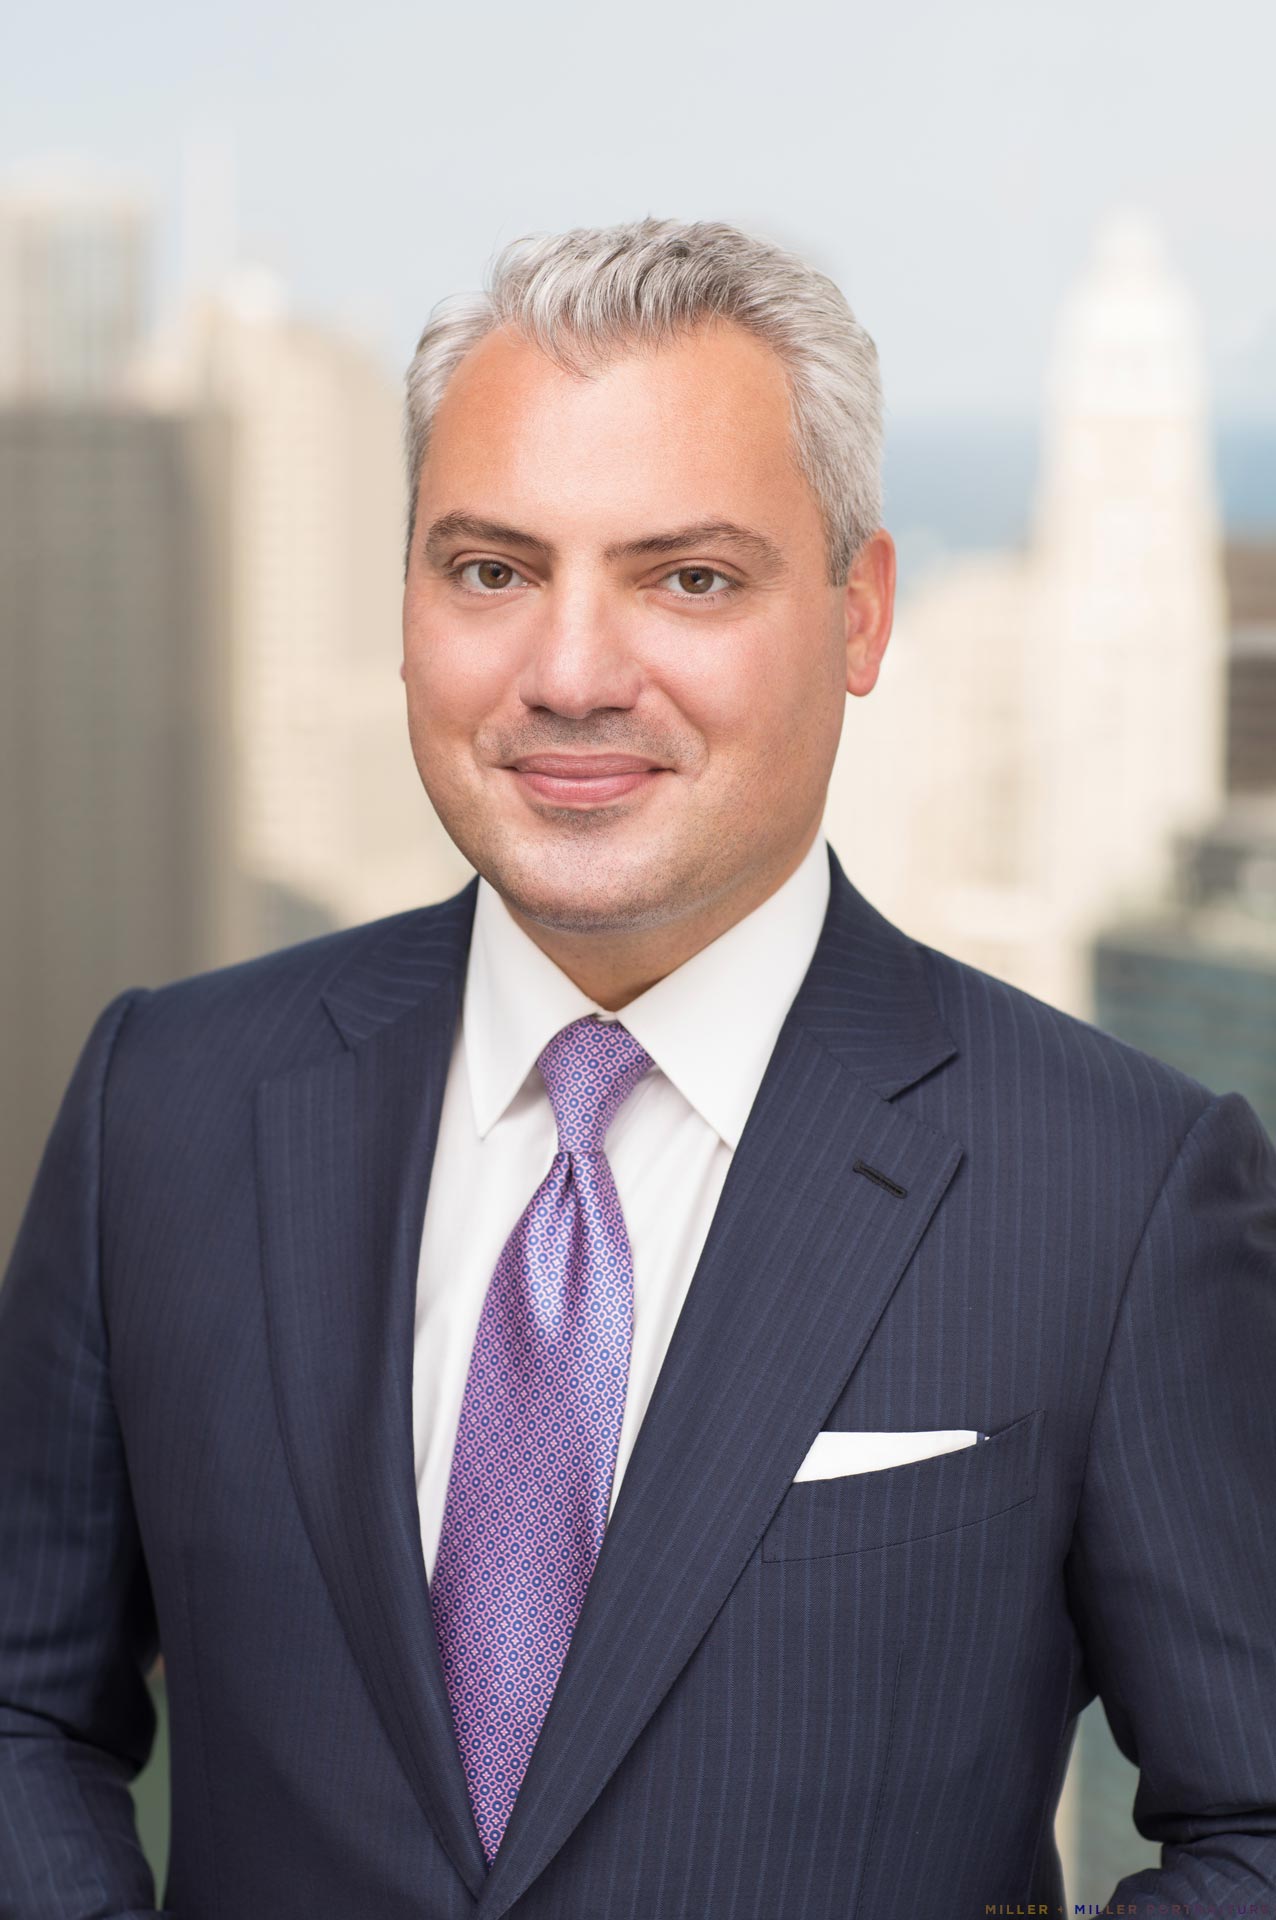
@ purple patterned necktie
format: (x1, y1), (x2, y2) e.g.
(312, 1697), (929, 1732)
(429, 1013), (653, 1864)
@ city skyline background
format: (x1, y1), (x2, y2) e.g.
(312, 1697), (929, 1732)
(3, 0), (1274, 1909)
(6, 0), (1276, 428)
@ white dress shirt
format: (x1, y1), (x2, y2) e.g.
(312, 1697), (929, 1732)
(412, 832), (831, 1583)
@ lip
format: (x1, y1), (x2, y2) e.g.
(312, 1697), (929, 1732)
(505, 753), (669, 807)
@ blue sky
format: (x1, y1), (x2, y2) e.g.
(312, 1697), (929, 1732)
(6, 0), (1275, 421)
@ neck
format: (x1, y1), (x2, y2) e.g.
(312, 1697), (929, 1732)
(501, 825), (822, 1011)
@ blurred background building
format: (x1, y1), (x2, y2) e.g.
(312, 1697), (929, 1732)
(0, 168), (236, 1260)
(0, 134), (1273, 1912)
(0, 162), (148, 399)
(134, 263), (468, 951)
(825, 210), (1230, 1017)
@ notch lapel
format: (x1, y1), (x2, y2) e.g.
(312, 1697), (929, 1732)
(475, 851), (965, 1919)
(254, 882), (491, 1898)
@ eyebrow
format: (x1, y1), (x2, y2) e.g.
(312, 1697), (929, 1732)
(422, 512), (786, 576)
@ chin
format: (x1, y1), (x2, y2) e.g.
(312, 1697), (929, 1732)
(482, 835), (694, 935)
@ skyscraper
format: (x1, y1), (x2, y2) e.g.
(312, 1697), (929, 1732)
(1094, 802), (1276, 1134)
(824, 208), (1228, 1020)
(0, 401), (234, 1260)
(1031, 209), (1227, 976)
(136, 267), (471, 955)
(1225, 539), (1276, 795)
(0, 161), (149, 402)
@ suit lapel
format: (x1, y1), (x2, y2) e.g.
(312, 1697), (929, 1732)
(253, 849), (964, 1917)
(254, 881), (490, 1898)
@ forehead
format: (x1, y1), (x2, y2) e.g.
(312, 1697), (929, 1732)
(417, 319), (819, 546)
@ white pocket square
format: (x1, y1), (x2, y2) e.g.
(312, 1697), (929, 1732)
(793, 1428), (981, 1482)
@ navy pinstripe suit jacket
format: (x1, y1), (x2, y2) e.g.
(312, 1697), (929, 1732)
(3, 845), (1275, 1920)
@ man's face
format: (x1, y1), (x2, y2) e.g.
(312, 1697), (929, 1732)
(402, 317), (893, 935)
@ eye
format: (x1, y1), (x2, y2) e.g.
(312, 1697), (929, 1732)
(661, 565), (738, 599)
(454, 559), (529, 592)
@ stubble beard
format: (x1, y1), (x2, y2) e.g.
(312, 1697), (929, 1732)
(449, 790), (738, 938)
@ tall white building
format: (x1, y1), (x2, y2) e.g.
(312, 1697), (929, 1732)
(1030, 210), (1227, 1003)
(826, 209), (1228, 1017)
(137, 269), (470, 954)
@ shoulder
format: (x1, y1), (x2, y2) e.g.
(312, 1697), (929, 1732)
(104, 882), (476, 1096)
(913, 937), (1221, 1177)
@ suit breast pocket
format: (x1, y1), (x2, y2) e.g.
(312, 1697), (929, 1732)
(760, 1407), (1044, 1563)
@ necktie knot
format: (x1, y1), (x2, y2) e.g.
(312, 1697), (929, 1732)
(537, 1015), (652, 1155)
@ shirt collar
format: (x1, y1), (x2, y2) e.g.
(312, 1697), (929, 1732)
(463, 832), (831, 1149)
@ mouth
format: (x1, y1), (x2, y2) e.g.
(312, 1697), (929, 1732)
(505, 753), (670, 808)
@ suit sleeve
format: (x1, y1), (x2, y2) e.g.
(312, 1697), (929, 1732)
(0, 986), (167, 1919)
(1063, 1088), (1276, 1911)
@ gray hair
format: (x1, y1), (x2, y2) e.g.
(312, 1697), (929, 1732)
(402, 216), (883, 585)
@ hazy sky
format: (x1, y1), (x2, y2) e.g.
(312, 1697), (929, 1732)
(6, 0), (1275, 421)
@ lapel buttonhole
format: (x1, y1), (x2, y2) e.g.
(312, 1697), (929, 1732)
(852, 1159), (909, 1199)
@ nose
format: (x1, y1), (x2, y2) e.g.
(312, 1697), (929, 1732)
(516, 578), (644, 718)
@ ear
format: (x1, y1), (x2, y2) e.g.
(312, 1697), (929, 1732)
(843, 528), (896, 699)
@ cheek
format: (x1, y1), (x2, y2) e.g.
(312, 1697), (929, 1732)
(406, 618), (509, 735)
(650, 616), (765, 718)
(653, 621), (819, 761)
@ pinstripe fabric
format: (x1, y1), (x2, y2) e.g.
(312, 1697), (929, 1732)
(1, 845), (1274, 1919)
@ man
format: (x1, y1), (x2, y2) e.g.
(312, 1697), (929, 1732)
(1, 216), (1273, 1920)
